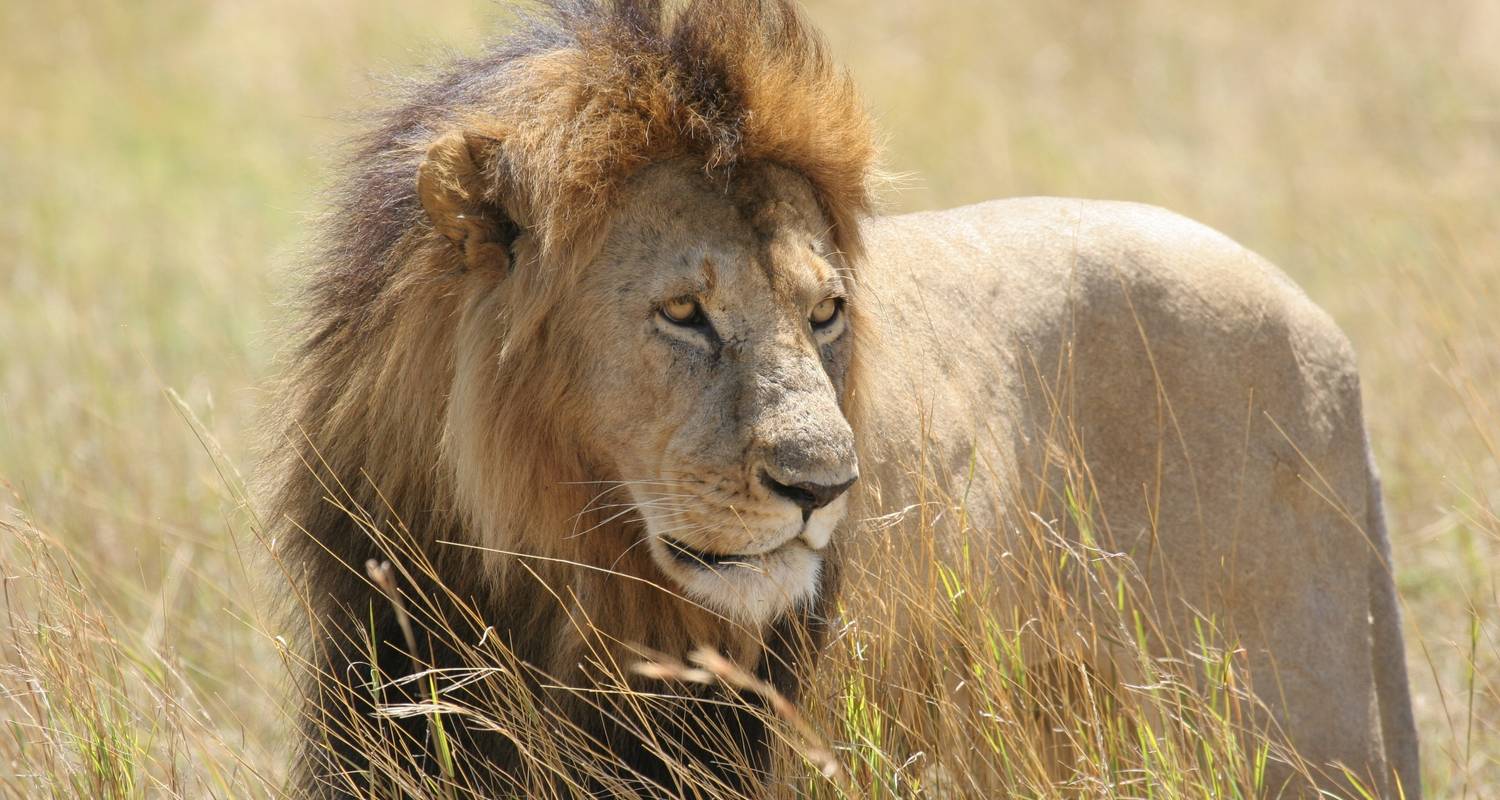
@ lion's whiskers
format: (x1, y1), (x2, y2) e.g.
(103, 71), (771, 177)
(572, 481), (696, 512)
(608, 532), (656, 572)
(567, 498), (690, 540)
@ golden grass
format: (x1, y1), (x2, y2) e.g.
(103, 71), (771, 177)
(2, 0), (1496, 797)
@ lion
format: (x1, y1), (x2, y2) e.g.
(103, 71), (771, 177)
(267, 1), (1419, 797)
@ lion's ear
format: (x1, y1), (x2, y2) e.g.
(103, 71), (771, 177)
(417, 131), (518, 272)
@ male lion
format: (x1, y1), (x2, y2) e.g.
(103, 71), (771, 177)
(269, 1), (1419, 797)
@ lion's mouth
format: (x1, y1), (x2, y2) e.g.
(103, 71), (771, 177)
(661, 536), (779, 570)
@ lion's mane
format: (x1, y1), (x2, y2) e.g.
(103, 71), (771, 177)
(266, 0), (875, 794)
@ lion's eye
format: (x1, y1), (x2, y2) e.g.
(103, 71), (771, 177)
(810, 297), (843, 328)
(660, 297), (705, 326)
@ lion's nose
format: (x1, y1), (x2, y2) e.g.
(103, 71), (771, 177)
(759, 471), (858, 518)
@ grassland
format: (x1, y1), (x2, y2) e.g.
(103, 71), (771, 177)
(1, 0), (1496, 796)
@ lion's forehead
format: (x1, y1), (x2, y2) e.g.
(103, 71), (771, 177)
(608, 160), (833, 265)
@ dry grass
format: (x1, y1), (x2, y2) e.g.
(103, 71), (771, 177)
(1, 0), (1496, 797)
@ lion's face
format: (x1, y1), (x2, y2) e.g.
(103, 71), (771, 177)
(569, 160), (859, 624)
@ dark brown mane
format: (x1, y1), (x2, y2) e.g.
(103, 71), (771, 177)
(309, 0), (874, 330)
(269, 2), (875, 796)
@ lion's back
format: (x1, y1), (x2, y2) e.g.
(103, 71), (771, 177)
(859, 196), (1369, 524)
(856, 197), (1393, 790)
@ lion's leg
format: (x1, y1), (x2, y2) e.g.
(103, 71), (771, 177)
(1233, 506), (1387, 797)
(1244, 435), (1418, 799)
(1364, 442), (1422, 799)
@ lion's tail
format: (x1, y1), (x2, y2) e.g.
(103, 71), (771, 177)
(1365, 435), (1422, 798)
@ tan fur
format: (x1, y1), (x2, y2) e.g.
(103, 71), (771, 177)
(272, 3), (873, 793)
(269, 1), (1417, 796)
(852, 199), (1420, 798)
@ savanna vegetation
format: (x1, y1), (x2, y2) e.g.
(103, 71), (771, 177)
(2, 0), (1496, 797)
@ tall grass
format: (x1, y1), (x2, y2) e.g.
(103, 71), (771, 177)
(2, 0), (1496, 796)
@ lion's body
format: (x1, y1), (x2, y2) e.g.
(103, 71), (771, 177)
(269, 2), (1417, 797)
(849, 198), (1419, 796)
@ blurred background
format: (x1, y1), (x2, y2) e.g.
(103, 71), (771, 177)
(1, 0), (1495, 795)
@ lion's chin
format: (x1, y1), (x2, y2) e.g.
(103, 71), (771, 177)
(649, 540), (822, 627)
